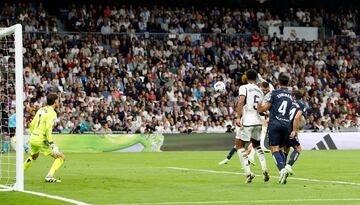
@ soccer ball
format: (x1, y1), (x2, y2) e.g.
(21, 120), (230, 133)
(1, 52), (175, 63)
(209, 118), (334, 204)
(214, 81), (226, 92)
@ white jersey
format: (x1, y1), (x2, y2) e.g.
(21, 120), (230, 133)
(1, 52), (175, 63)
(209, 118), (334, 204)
(238, 83), (264, 126)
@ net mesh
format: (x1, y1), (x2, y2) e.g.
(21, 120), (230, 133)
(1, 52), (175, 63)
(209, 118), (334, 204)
(0, 32), (16, 189)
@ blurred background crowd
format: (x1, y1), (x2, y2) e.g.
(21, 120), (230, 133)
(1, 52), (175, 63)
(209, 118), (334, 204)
(0, 1), (360, 134)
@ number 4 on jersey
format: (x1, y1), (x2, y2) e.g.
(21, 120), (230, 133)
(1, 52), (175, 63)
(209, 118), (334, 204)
(278, 101), (288, 116)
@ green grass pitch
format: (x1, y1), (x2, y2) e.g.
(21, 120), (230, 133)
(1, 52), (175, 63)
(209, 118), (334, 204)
(1, 150), (360, 205)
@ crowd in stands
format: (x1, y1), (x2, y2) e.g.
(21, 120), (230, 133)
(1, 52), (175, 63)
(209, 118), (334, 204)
(0, 2), (360, 134)
(61, 4), (359, 36)
(0, 3), (58, 33)
(18, 32), (360, 134)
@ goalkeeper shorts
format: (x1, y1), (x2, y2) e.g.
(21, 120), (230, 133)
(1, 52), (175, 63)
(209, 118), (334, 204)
(30, 139), (52, 156)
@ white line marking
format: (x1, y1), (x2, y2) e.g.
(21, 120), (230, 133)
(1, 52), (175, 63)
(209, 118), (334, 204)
(22, 190), (91, 205)
(0, 184), (90, 205)
(0, 184), (12, 191)
(166, 167), (360, 186)
(109, 198), (360, 205)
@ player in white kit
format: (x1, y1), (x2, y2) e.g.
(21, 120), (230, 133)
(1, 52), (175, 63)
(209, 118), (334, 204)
(219, 77), (272, 166)
(246, 79), (273, 164)
(234, 69), (269, 183)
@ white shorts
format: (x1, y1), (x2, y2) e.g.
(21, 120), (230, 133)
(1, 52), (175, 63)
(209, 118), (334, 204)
(235, 125), (262, 142)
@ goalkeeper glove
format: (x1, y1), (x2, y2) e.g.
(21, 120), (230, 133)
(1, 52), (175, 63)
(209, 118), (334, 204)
(49, 142), (61, 156)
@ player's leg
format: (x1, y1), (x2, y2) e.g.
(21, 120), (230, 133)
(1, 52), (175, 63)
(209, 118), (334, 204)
(252, 139), (269, 182)
(268, 125), (285, 171)
(45, 152), (65, 182)
(288, 145), (301, 167)
(278, 128), (291, 184)
(24, 140), (40, 170)
(251, 126), (269, 182)
(247, 143), (256, 166)
(283, 146), (290, 163)
(39, 143), (65, 182)
(235, 127), (254, 183)
(9, 128), (16, 151)
(285, 137), (302, 175)
(271, 144), (285, 172)
(260, 119), (270, 153)
(268, 124), (288, 183)
(3, 135), (9, 153)
(279, 148), (286, 165)
(219, 145), (237, 165)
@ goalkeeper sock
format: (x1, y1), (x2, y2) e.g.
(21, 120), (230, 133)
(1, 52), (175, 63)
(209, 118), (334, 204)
(24, 156), (34, 171)
(4, 141), (9, 153)
(47, 158), (64, 177)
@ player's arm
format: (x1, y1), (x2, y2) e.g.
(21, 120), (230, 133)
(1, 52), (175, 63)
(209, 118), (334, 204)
(257, 102), (271, 113)
(45, 116), (55, 144)
(258, 91), (273, 113)
(235, 95), (245, 127)
(46, 114), (61, 155)
(257, 73), (266, 83)
(290, 110), (303, 138)
(235, 86), (247, 127)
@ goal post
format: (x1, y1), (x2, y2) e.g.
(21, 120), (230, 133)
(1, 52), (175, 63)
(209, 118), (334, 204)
(0, 24), (24, 191)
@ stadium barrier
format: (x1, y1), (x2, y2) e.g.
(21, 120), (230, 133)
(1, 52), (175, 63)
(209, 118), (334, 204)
(51, 133), (164, 152)
(298, 132), (360, 150)
(161, 133), (236, 151)
(20, 131), (360, 152)
(161, 132), (360, 151)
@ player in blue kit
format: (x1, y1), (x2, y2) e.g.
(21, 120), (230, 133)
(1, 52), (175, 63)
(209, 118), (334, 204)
(284, 91), (307, 176)
(257, 72), (292, 184)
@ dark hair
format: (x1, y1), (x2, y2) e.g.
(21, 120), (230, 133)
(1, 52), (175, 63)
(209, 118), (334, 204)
(278, 72), (290, 86)
(46, 93), (58, 106)
(293, 90), (303, 100)
(246, 69), (257, 81)
(260, 81), (269, 88)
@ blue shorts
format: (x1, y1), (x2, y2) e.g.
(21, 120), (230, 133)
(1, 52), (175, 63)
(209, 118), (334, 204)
(285, 132), (301, 148)
(267, 123), (290, 147)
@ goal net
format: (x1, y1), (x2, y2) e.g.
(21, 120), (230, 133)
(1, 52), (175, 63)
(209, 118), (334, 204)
(0, 24), (24, 191)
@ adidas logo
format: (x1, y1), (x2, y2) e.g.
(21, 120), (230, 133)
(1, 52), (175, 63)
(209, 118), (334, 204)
(311, 134), (338, 150)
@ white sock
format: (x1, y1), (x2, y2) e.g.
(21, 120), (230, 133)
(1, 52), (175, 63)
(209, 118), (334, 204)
(260, 126), (267, 149)
(248, 148), (255, 162)
(255, 146), (267, 172)
(237, 148), (251, 175)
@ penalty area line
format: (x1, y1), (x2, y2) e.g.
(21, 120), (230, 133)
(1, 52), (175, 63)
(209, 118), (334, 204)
(165, 167), (360, 186)
(109, 198), (360, 205)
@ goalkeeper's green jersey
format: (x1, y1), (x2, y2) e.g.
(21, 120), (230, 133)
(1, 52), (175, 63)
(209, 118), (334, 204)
(29, 106), (57, 143)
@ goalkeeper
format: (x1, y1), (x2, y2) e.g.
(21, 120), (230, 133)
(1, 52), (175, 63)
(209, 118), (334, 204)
(24, 93), (65, 183)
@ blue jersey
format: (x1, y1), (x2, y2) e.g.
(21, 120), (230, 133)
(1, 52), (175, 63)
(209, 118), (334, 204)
(268, 88), (293, 126)
(289, 100), (307, 131)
